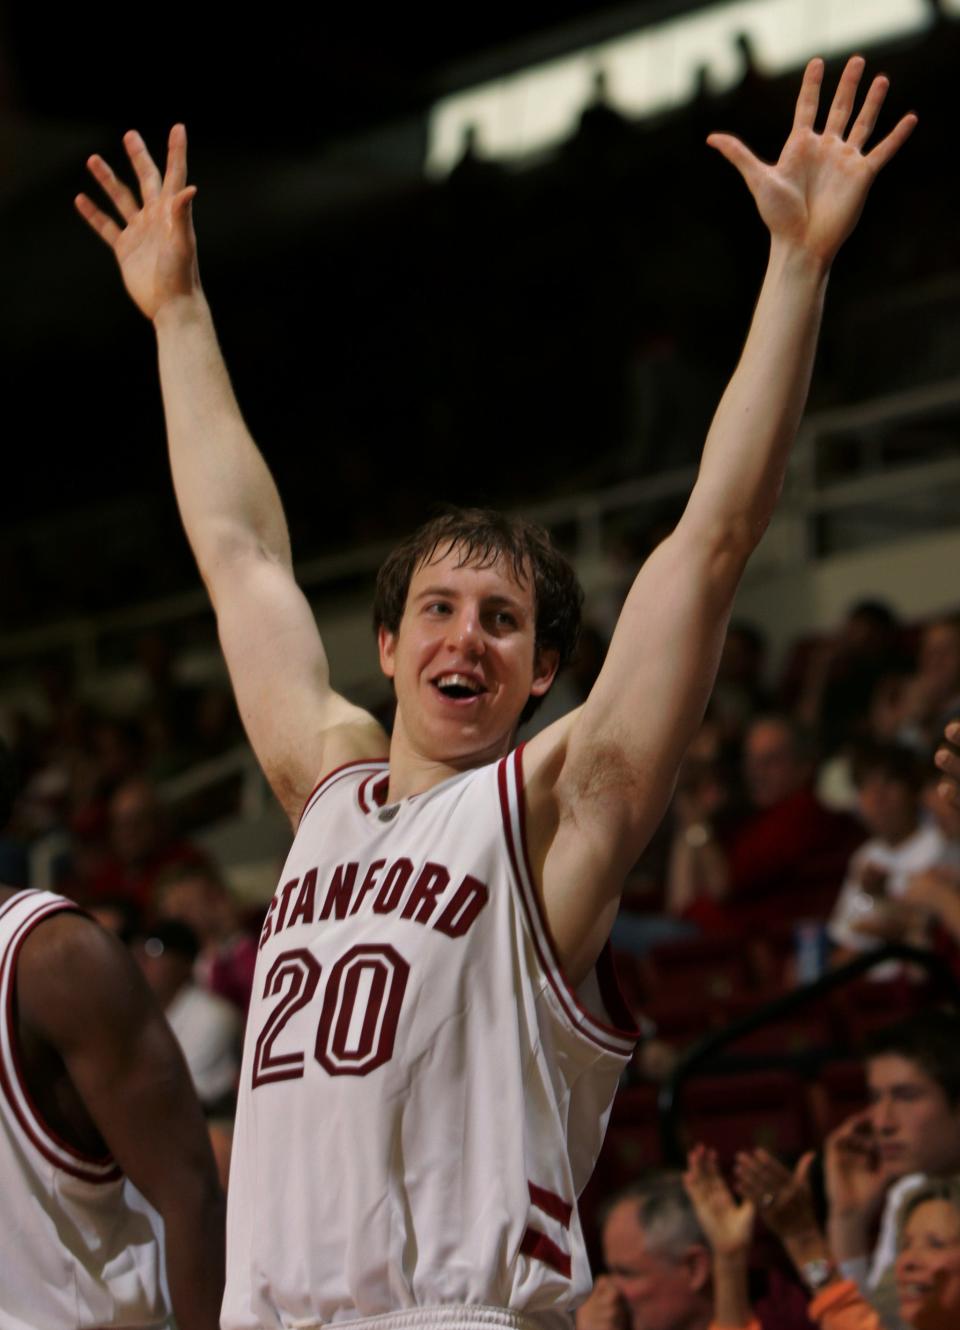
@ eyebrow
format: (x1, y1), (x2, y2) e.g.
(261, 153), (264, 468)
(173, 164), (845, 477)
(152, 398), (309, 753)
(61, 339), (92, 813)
(413, 586), (525, 610)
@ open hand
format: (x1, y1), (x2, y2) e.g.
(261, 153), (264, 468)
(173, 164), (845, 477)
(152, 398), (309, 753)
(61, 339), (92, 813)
(824, 1109), (888, 1219)
(708, 56), (916, 264)
(575, 1276), (628, 1330)
(76, 125), (199, 321)
(734, 1147), (818, 1242)
(684, 1144), (755, 1255)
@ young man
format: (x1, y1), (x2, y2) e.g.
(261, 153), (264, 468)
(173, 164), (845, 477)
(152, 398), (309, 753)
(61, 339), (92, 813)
(0, 746), (225, 1329)
(77, 57), (914, 1330)
(820, 1012), (960, 1327)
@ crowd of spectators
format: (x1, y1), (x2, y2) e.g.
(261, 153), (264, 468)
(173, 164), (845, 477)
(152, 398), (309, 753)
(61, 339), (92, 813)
(2, 590), (960, 1323)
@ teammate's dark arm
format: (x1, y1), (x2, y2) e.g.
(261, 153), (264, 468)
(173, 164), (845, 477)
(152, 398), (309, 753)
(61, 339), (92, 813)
(17, 912), (225, 1330)
(76, 127), (387, 822)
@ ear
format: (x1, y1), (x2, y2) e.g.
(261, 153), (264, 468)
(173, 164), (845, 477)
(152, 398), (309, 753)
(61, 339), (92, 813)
(530, 647), (560, 698)
(378, 625), (398, 680)
(684, 1245), (712, 1294)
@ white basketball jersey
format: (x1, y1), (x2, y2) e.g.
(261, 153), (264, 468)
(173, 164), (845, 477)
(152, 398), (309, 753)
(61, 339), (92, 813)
(224, 747), (636, 1330)
(0, 890), (172, 1330)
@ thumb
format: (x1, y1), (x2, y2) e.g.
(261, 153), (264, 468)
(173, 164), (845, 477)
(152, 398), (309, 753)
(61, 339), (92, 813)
(707, 133), (763, 192)
(173, 184), (198, 215)
(794, 1151), (816, 1189)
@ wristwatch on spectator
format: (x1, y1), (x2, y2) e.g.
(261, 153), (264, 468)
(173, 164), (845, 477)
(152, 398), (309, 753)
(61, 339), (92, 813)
(683, 822), (712, 848)
(799, 1257), (837, 1293)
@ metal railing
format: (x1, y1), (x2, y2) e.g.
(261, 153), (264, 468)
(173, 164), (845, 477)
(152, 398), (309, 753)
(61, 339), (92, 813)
(657, 942), (960, 1166)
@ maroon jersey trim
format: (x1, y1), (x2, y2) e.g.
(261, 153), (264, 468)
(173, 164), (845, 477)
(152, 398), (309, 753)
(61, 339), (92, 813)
(0, 890), (38, 926)
(1, 899), (122, 1182)
(519, 1226), (572, 1279)
(528, 1180), (573, 1227)
(357, 771), (390, 814)
(497, 746), (637, 1055)
(299, 760), (389, 827)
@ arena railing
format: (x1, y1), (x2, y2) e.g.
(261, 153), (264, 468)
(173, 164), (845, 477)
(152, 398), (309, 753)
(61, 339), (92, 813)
(656, 942), (960, 1167)
(3, 373), (960, 687)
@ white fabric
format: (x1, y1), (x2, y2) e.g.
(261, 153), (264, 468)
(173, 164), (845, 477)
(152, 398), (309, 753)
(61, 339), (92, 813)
(828, 821), (950, 952)
(223, 750), (635, 1330)
(165, 981), (240, 1105)
(0, 889), (171, 1329)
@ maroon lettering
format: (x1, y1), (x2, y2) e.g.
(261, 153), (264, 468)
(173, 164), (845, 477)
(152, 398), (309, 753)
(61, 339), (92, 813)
(315, 945), (409, 1077)
(287, 868), (318, 928)
(252, 949), (322, 1087)
(350, 859), (386, 915)
(319, 863), (358, 920)
(274, 877), (301, 932)
(433, 874), (489, 938)
(258, 896), (279, 950)
(373, 858), (413, 914)
(401, 862), (449, 925)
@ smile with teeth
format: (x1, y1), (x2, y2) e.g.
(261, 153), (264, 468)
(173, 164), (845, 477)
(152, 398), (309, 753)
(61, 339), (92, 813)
(433, 673), (487, 700)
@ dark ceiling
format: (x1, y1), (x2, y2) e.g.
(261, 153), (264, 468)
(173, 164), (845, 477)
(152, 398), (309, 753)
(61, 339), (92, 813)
(2, 1), (687, 144)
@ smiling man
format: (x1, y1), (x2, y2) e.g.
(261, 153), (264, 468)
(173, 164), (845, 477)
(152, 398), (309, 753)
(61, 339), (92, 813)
(77, 56), (914, 1330)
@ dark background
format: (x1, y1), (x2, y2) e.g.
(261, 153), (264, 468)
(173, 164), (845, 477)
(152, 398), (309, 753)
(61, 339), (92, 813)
(1, 2), (956, 627)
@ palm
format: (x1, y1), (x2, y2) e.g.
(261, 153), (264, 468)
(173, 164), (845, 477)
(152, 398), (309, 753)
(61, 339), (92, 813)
(685, 1146), (755, 1255)
(76, 125), (198, 321)
(709, 57), (916, 265)
(114, 201), (196, 317)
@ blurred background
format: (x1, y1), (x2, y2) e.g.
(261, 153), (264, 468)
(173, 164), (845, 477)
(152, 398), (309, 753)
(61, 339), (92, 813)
(4, 0), (960, 1276)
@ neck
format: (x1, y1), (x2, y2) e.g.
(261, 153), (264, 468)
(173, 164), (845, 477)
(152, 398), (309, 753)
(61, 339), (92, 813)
(386, 716), (516, 803)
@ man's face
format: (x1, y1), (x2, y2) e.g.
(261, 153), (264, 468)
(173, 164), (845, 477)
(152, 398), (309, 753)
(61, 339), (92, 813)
(602, 1200), (708, 1330)
(743, 720), (806, 810)
(378, 546), (557, 767)
(867, 1054), (960, 1178)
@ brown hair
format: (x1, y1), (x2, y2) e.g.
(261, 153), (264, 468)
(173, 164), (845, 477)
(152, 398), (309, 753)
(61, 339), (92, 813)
(373, 507), (583, 725)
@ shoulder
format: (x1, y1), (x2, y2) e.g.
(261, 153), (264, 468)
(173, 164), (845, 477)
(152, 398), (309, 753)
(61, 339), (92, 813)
(16, 910), (150, 1049)
(298, 752), (391, 826)
(267, 711), (389, 828)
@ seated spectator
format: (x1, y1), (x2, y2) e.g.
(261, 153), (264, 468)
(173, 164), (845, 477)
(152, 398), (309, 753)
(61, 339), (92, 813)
(897, 615), (960, 756)
(801, 1012), (960, 1326)
(579, 1170), (808, 1330)
(156, 861), (258, 1013)
(710, 621), (772, 748)
(82, 775), (207, 910)
(667, 714), (862, 935)
(692, 1144), (960, 1329)
(133, 919), (241, 1112)
(576, 1173), (714, 1330)
(793, 601), (905, 758)
(828, 744), (951, 965)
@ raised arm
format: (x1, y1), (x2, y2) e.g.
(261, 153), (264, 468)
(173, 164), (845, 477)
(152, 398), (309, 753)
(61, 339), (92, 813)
(526, 57), (916, 982)
(76, 127), (387, 821)
(683, 1144), (758, 1330)
(17, 912), (225, 1330)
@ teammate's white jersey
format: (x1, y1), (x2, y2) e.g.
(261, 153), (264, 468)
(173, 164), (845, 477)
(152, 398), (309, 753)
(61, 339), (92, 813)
(224, 746), (636, 1330)
(0, 889), (171, 1330)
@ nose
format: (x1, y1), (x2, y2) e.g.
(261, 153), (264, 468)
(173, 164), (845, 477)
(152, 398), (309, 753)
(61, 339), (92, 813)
(873, 1098), (897, 1134)
(448, 605), (485, 657)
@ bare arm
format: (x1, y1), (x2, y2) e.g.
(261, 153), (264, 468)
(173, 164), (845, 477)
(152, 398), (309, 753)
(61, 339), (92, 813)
(525, 57), (916, 982)
(17, 912), (225, 1330)
(76, 128), (387, 821)
(684, 1144), (757, 1329)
